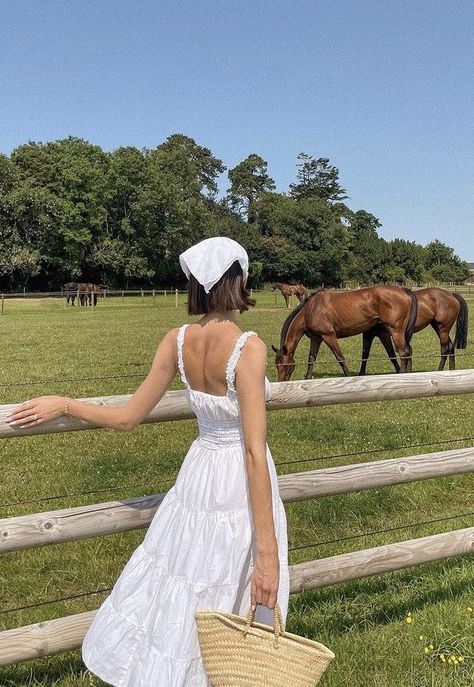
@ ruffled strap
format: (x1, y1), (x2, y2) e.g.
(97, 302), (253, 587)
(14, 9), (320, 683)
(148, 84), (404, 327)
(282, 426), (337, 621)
(177, 324), (190, 387)
(226, 331), (258, 392)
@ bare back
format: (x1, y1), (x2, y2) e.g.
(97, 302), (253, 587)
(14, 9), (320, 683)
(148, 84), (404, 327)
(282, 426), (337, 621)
(180, 321), (251, 396)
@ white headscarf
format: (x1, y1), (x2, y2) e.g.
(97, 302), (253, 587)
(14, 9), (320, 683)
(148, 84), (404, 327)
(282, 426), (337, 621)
(179, 237), (249, 293)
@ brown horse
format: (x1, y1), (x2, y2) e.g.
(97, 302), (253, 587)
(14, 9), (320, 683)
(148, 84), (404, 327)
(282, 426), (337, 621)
(273, 282), (309, 308)
(272, 285), (418, 380)
(358, 287), (468, 374)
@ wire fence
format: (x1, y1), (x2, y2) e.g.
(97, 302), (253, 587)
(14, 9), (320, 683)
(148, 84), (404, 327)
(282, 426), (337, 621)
(2, 434), (474, 514)
(2, 509), (473, 618)
(2, 348), (474, 391)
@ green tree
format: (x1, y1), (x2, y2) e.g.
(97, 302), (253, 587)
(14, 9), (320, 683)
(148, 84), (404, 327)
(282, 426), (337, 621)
(257, 192), (349, 284)
(0, 154), (15, 194)
(289, 153), (347, 202)
(155, 134), (225, 198)
(227, 154), (275, 223)
(387, 239), (424, 283)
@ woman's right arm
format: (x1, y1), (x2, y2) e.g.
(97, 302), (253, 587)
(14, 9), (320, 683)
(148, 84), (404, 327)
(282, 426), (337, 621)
(5, 328), (180, 432)
(236, 337), (280, 610)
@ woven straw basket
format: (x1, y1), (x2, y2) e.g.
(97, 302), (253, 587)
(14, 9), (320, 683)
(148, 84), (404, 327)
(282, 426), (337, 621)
(195, 604), (335, 686)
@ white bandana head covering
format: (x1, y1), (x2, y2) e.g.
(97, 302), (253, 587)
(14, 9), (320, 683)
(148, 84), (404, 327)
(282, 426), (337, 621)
(179, 237), (249, 293)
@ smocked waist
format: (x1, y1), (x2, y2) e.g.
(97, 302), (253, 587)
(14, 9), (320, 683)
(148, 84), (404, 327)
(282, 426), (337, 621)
(196, 419), (244, 449)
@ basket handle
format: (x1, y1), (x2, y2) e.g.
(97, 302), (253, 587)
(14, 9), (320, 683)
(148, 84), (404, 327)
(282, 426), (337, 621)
(243, 603), (285, 647)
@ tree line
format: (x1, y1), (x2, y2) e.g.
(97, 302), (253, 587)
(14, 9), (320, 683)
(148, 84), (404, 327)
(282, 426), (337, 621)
(0, 134), (469, 291)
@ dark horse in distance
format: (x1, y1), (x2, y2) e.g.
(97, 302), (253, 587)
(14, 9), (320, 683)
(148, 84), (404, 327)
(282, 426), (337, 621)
(64, 282), (107, 306)
(358, 287), (468, 374)
(272, 285), (418, 380)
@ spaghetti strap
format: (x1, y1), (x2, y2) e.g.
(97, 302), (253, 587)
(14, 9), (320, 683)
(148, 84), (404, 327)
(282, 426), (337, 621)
(226, 331), (258, 392)
(176, 324), (190, 387)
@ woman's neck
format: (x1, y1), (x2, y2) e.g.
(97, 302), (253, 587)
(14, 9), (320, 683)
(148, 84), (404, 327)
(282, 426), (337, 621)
(198, 310), (238, 325)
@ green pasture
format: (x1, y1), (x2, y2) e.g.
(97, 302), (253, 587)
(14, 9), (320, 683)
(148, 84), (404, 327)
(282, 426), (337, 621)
(0, 290), (473, 686)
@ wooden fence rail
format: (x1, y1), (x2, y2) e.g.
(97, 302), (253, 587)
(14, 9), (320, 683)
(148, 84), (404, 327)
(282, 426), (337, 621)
(1, 373), (474, 667)
(2, 446), (473, 554)
(2, 369), (474, 439)
(1, 526), (473, 666)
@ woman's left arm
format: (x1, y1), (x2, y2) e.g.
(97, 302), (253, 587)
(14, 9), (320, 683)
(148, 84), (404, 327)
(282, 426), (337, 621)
(5, 328), (179, 432)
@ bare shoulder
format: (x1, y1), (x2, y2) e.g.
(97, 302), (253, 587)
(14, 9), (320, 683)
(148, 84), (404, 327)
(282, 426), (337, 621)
(239, 334), (267, 365)
(154, 327), (181, 356)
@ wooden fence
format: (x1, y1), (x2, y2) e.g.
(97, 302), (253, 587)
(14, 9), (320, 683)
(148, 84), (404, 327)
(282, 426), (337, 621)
(1, 370), (474, 666)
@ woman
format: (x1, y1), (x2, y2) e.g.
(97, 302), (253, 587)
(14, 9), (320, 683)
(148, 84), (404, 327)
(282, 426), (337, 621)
(5, 237), (289, 687)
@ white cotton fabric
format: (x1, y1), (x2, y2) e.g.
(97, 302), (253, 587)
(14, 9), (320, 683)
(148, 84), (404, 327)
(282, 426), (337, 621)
(179, 237), (249, 293)
(82, 325), (290, 687)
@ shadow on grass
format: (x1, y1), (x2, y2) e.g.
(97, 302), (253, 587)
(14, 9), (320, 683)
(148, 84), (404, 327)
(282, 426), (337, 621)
(289, 557), (474, 636)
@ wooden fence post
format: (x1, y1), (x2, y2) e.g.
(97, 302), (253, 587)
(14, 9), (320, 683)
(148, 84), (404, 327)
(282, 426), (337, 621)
(121, 290), (124, 302)
(175, 289), (179, 308)
(141, 289), (144, 303)
(153, 289), (156, 305)
(1, 294), (4, 316)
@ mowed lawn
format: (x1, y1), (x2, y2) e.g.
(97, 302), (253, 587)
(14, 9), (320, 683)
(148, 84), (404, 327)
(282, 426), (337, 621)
(0, 290), (473, 687)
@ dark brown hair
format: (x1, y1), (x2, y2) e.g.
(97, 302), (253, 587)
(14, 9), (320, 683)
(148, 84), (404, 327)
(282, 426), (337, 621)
(187, 261), (256, 315)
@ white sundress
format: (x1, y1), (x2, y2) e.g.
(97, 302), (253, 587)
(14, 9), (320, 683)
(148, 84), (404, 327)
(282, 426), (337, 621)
(82, 326), (290, 687)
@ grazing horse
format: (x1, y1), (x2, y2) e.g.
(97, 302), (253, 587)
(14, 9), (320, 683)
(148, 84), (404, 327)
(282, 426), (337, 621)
(358, 288), (468, 374)
(272, 285), (418, 380)
(273, 282), (309, 308)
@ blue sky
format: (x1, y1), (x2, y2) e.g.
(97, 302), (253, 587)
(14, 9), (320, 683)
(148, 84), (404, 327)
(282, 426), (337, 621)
(1, 0), (473, 259)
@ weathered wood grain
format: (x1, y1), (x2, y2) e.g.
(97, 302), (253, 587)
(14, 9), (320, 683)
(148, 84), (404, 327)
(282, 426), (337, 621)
(1, 369), (474, 438)
(1, 526), (472, 666)
(1, 447), (472, 553)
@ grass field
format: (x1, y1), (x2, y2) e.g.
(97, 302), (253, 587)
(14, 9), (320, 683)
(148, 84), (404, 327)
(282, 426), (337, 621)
(0, 290), (473, 687)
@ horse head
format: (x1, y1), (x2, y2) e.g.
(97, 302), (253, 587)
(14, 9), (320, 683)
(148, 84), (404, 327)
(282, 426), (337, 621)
(271, 343), (296, 382)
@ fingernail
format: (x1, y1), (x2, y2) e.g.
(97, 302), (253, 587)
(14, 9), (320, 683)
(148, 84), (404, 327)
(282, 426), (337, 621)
(7, 420), (17, 425)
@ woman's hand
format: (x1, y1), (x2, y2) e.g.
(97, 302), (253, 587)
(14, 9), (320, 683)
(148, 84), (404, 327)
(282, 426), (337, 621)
(5, 396), (66, 429)
(251, 549), (280, 609)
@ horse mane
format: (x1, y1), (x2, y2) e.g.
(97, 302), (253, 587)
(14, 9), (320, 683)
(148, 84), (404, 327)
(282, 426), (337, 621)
(279, 289), (322, 348)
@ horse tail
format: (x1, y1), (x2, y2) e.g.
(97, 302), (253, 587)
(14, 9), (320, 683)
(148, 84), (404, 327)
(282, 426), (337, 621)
(452, 292), (468, 349)
(403, 288), (418, 345)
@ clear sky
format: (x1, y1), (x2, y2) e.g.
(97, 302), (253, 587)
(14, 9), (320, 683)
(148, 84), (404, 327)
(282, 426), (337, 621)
(1, 0), (472, 259)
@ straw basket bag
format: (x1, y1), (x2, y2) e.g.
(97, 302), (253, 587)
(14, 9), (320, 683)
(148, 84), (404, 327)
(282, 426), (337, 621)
(195, 603), (335, 686)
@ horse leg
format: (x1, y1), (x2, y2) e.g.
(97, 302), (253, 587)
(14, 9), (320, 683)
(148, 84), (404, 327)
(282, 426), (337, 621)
(321, 334), (351, 376)
(432, 323), (452, 371)
(359, 330), (376, 375)
(305, 336), (322, 379)
(378, 329), (400, 373)
(448, 339), (456, 370)
(388, 329), (412, 373)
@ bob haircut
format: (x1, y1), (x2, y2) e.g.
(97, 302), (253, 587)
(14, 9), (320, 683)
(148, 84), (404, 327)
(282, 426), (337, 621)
(187, 261), (256, 315)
